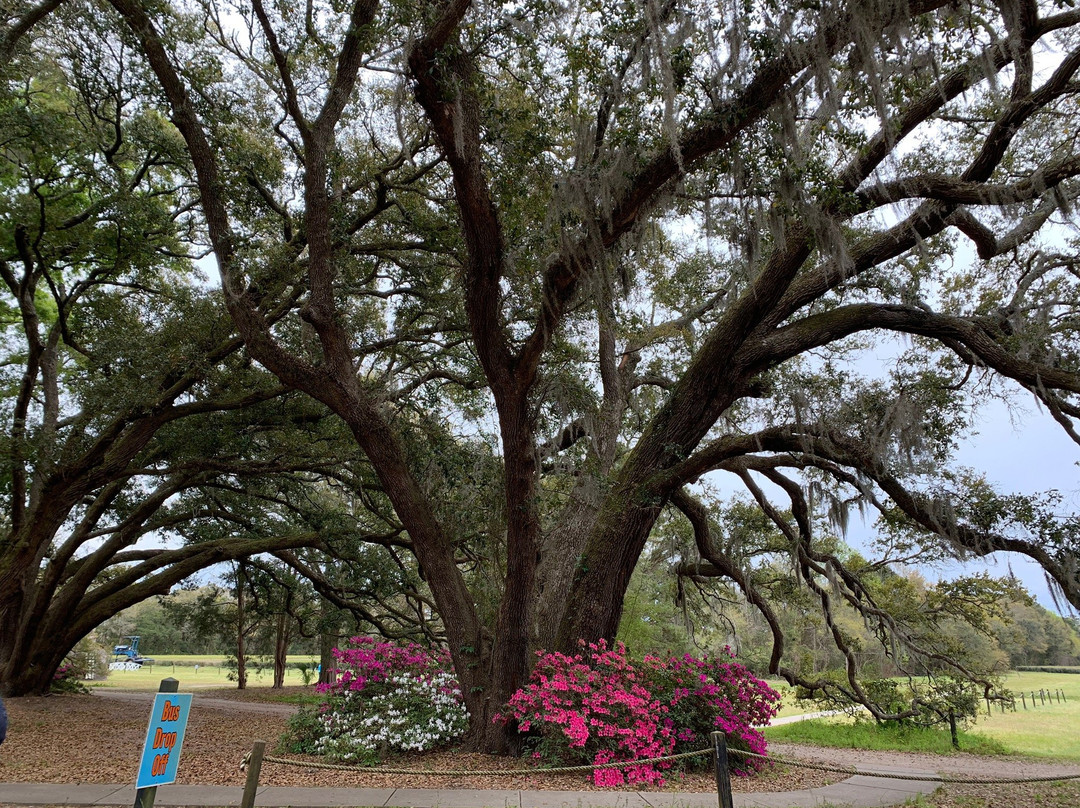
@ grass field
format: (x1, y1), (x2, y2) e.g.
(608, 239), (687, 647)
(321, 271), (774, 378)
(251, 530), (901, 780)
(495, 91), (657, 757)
(973, 670), (1080, 759)
(763, 670), (1080, 760)
(91, 654), (320, 690)
(764, 715), (1012, 755)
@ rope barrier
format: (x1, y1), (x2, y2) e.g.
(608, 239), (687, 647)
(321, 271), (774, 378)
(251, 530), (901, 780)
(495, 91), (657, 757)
(243, 746), (1080, 786)
(244, 748), (711, 776)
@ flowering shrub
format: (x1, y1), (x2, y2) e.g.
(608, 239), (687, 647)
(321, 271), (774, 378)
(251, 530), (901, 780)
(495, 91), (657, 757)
(312, 671), (469, 763)
(502, 640), (780, 787)
(317, 636), (453, 696)
(641, 651), (780, 769)
(283, 637), (468, 763)
(50, 662), (90, 694)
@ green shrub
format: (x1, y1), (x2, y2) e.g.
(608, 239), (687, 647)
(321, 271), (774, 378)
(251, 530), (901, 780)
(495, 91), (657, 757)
(797, 674), (986, 729)
(282, 709), (325, 754)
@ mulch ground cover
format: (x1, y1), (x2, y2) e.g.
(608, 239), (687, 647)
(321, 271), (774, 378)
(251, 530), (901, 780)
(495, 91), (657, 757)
(0, 691), (838, 793)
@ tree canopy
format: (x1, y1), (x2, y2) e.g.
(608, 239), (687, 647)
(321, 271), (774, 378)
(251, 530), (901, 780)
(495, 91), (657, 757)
(3, 0), (1080, 750)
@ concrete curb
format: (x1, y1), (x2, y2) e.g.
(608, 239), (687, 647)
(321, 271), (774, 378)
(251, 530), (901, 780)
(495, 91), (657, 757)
(0, 774), (940, 808)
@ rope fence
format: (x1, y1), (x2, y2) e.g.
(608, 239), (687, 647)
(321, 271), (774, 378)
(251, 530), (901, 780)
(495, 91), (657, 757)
(246, 747), (712, 776)
(239, 733), (1080, 808)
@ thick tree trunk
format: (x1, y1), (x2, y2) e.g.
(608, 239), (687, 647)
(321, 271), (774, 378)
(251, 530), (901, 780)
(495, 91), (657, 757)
(319, 628), (337, 685)
(478, 394), (541, 754)
(531, 499), (598, 654)
(0, 627), (78, 697)
(557, 489), (666, 649)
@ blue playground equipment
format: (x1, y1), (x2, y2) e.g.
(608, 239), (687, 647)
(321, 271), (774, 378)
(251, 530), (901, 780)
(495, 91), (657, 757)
(112, 635), (153, 667)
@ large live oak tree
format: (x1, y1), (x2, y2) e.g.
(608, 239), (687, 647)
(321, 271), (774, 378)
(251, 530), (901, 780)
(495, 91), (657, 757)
(0, 23), (403, 695)
(5, 0), (1080, 748)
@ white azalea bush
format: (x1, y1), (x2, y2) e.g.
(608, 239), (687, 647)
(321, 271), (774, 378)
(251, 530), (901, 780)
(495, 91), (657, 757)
(315, 671), (469, 763)
(283, 638), (469, 764)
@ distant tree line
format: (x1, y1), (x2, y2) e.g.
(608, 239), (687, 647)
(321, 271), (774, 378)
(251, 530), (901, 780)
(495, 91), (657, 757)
(102, 557), (1080, 685)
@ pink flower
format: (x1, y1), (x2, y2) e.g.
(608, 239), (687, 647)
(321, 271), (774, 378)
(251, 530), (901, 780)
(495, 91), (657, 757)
(505, 643), (780, 786)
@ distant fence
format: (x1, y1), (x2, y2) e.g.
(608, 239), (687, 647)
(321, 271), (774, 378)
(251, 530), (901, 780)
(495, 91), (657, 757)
(989, 688), (1068, 713)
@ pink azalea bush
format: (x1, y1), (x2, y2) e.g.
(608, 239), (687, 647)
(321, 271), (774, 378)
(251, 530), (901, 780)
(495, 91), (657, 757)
(317, 636), (455, 697)
(502, 640), (780, 787)
(641, 650), (780, 769)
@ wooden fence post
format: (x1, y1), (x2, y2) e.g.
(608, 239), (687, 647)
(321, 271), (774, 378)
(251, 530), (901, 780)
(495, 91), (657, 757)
(711, 731), (733, 808)
(241, 740), (266, 808)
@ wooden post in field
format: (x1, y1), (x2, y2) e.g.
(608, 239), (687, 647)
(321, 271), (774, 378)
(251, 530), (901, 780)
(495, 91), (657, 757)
(240, 740), (265, 808)
(711, 731), (733, 808)
(1021, 693), (1026, 709)
(948, 710), (958, 749)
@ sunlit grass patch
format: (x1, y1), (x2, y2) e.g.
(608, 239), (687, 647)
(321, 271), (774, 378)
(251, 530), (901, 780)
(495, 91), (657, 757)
(763, 716), (1010, 756)
(90, 657), (319, 690)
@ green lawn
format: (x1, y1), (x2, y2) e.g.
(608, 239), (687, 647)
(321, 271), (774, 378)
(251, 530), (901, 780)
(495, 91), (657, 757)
(765, 681), (811, 719)
(129, 653), (319, 665)
(763, 670), (1080, 761)
(92, 655), (320, 690)
(764, 714), (1010, 755)
(972, 670), (1080, 759)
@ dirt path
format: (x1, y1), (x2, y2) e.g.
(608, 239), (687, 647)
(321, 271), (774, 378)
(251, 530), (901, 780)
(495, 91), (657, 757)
(0, 692), (833, 793)
(92, 688), (297, 716)
(770, 742), (1080, 778)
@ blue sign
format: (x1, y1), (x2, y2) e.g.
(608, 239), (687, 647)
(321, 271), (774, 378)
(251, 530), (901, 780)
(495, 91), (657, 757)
(135, 693), (192, 789)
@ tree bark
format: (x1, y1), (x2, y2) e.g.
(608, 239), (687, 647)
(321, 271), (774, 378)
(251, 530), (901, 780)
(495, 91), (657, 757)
(273, 612), (289, 688)
(236, 572), (247, 690)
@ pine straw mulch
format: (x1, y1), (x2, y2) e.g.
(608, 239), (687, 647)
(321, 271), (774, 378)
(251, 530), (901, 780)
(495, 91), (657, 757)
(0, 690), (838, 793)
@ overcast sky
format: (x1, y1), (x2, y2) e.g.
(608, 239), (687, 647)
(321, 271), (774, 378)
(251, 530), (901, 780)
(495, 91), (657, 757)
(949, 393), (1079, 613)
